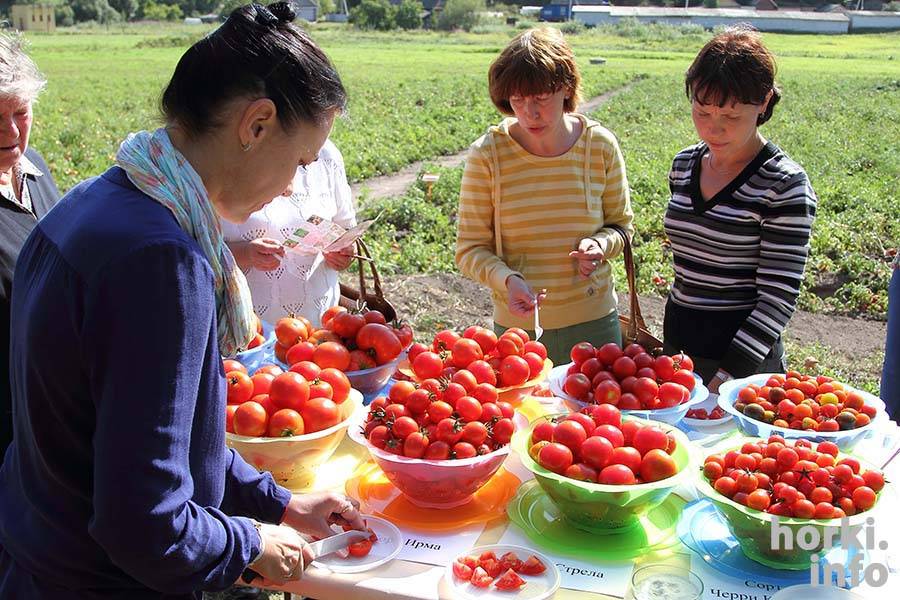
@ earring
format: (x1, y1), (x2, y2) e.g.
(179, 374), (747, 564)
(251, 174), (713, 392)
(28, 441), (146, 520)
(241, 142), (252, 152)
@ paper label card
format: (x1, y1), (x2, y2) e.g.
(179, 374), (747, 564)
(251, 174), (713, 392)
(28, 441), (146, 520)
(395, 523), (486, 568)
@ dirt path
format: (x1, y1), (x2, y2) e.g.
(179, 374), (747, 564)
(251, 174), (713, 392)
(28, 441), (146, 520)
(350, 82), (640, 203)
(381, 273), (887, 382)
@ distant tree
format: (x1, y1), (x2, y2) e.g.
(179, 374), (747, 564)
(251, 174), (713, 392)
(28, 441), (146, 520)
(219, 0), (248, 18)
(142, 0), (182, 19)
(110, 0), (138, 19)
(319, 0), (337, 15)
(394, 0), (422, 28)
(55, 3), (75, 25)
(437, 0), (483, 31)
(350, 0), (396, 30)
(71, 0), (121, 22)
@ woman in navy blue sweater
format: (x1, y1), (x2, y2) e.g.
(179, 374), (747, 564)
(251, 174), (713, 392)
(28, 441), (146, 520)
(0, 4), (364, 598)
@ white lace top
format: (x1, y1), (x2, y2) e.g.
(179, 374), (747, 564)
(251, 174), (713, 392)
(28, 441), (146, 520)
(222, 140), (356, 328)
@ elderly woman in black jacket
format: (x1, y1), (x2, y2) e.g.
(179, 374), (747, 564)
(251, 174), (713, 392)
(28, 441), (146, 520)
(0, 32), (61, 454)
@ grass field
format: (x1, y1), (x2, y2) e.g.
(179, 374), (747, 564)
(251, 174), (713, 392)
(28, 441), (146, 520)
(22, 23), (900, 324)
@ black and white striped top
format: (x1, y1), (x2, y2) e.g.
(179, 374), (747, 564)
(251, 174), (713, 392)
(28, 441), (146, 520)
(663, 141), (817, 377)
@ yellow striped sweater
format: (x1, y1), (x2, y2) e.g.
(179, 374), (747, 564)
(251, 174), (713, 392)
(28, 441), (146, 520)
(455, 114), (635, 331)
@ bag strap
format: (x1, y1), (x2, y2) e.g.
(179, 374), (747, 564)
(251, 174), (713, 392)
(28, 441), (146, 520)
(606, 224), (647, 341)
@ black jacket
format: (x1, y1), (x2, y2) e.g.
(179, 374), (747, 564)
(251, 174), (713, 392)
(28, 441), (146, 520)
(0, 147), (61, 453)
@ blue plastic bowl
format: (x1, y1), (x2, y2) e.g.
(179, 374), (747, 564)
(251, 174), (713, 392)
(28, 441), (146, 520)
(717, 374), (887, 449)
(233, 321), (278, 374)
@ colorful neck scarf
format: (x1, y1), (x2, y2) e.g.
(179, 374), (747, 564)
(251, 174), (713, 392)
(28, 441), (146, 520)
(116, 128), (254, 357)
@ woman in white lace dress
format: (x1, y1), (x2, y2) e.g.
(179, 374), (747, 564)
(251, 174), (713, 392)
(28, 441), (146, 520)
(223, 139), (356, 328)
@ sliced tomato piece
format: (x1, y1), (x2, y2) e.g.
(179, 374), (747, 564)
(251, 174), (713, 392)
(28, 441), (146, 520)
(480, 558), (502, 578)
(471, 566), (493, 588)
(452, 560), (473, 582)
(347, 540), (373, 557)
(479, 550), (498, 563)
(494, 568), (526, 591)
(498, 551), (523, 572)
(460, 554), (479, 569)
(518, 555), (547, 575)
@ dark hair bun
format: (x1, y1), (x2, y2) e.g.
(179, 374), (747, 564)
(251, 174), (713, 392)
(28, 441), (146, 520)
(264, 2), (296, 24)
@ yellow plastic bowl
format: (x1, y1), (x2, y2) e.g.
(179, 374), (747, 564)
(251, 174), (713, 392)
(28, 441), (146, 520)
(226, 390), (363, 491)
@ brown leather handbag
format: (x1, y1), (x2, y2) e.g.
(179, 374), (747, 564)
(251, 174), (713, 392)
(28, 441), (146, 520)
(338, 238), (397, 322)
(607, 225), (664, 352)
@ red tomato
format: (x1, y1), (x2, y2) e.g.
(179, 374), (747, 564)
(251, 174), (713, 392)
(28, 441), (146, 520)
(492, 418), (515, 445)
(255, 364), (284, 377)
(301, 397), (340, 433)
(453, 442), (478, 459)
(321, 306), (348, 327)
(285, 341), (316, 366)
(632, 426), (669, 456)
(318, 368), (351, 404)
(433, 329), (461, 353)
(269, 372), (310, 412)
(313, 342), (351, 371)
(596, 343), (623, 367)
(389, 320), (414, 349)
(494, 568), (526, 591)
(538, 442), (574, 474)
(460, 421), (488, 446)
(498, 355), (530, 387)
(639, 449), (678, 482)
(658, 382), (687, 408)
(406, 342), (429, 364)
(570, 342), (596, 365)
(413, 351), (444, 380)
(308, 379), (334, 401)
(225, 404), (238, 433)
(226, 371), (254, 405)
(552, 420), (587, 453)
(267, 409), (305, 437)
(524, 352), (546, 379)
(599, 464), (636, 485)
(403, 432), (429, 458)
(472, 328), (498, 354)
(632, 377), (659, 406)
(363, 310), (387, 325)
(329, 311), (366, 340)
(223, 359), (247, 374)
(451, 370), (478, 393)
(424, 440), (451, 460)
(451, 338), (484, 369)
(468, 360), (497, 386)
(523, 341), (547, 360)
(565, 412), (596, 434)
(593, 379), (621, 406)
(610, 446), (642, 474)
(348, 349), (376, 371)
(428, 400), (453, 424)
(671, 369), (696, 391)
(498, 552), (523, 573)
(587, 404), (622, 428)
(592, 424), (624, 448)
(653, 355), (675, 381)
(611, 356), (637, 379)
(531, 421), (556, 444)
(564, 373), (592, 400)
(275, 317), (309, 347)
(290, 360), (322, 381)
(456, 396), (483, 422)
(852, 486), (877, 511)
(250, 373), (275, 397)
(357, 323), (402, 364)
(233, 401), (268, 437)
(580, 435), (614, 470)
(671, 352), (694, 372)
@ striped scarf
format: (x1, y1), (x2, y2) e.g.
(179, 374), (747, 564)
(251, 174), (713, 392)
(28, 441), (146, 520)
(116, 128), (254, 357)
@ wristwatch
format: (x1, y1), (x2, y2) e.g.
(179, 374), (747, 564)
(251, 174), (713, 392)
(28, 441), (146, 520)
(248, 519), (266, 567)
(714, 369), (734, 383)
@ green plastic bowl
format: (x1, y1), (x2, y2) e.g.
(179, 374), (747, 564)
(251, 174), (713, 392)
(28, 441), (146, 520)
(695, 438), (885, 570)
(512, 414), (697, 532)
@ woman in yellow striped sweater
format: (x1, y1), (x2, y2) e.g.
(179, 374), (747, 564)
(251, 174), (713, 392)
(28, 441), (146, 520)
(455, 27), (635, 366)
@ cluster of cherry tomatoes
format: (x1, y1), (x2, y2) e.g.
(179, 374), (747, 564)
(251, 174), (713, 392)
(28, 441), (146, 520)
(732, 372), (878, 432)
(407, 326), (547, 388)
(271, 306), (412, 372)
(453, 550), (546, 591)
(703, 435), (884, 518)
(224, 359), (349, 438)
(563, 342), (696, 410)
(362, 371), (516, 460)
(686, 406), (727, 420)
(529, 405), (681, 485)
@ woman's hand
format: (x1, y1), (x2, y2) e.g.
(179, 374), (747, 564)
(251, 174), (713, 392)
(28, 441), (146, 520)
(507, 275), (546, 317)
(324, 246), (355, 271)
(569, 238), (606, 280)
(281, 491), (366, 540)
(230, 238), (285, 272)
(251, 522), (314, 585)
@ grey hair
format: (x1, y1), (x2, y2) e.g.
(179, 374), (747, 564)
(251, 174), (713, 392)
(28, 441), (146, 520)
(0, 31), (46, 103)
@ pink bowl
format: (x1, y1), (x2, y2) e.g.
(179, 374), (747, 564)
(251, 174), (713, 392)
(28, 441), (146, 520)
(347, 410), (523, 508)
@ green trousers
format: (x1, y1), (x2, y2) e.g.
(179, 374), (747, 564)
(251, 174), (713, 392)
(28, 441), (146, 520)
(494, 311), (622, 367)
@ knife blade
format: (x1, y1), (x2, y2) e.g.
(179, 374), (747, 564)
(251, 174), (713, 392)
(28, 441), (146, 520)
(309, 529), (372, 559)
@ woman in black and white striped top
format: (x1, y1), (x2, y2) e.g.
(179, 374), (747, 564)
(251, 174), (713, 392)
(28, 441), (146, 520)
(663, 27), (817, 393)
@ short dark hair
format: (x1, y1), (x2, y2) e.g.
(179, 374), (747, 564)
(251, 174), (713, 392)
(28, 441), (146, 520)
(685, 26), (781, 126)
(489, 27), (582, 116)
(161, 2), (346, 138)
